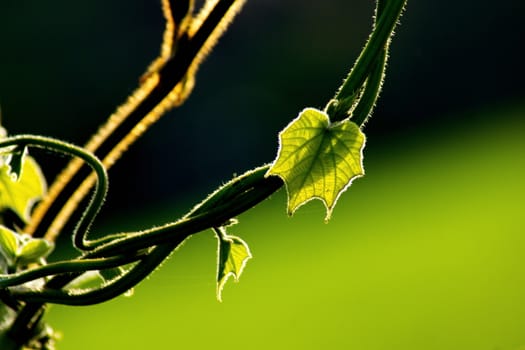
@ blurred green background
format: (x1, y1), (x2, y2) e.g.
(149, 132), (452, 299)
(1, 0), (524, 349)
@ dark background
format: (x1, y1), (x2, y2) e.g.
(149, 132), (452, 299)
(0, 0), (524, 223)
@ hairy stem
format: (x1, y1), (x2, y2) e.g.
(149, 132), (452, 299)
(329, 0), (405, 121)
(25, 0), (246, 242)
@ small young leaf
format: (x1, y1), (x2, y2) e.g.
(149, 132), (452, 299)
(0, 156), (47, 222)
(0, 225), (19, 264)
(267, 107), (365, 221)
(17, 238), (54, 266)
(216, 227), (252, 302)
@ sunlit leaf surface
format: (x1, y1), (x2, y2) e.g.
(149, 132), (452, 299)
(0, 225), (18, 266)
(216, 228), (252, 302)
(0, 156), (47, 222)
(268, 107), (365, 220)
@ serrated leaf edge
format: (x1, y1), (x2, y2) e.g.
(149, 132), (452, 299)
(216, 229), (252, 302)
(266, 107), (366, 221)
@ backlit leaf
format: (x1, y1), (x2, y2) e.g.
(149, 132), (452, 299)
(0, 156), (47, 222)
(216, 227), (252, 302)
(0, 225), (18, 265)
(267, 107), (365, 221)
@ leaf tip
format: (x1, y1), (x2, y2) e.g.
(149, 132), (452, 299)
(215, 229), (252, 302)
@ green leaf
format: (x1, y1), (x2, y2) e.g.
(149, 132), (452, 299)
(0, 155), (47, 222)
(17, 237), (54, 266)
(267, 107), (365, 221)
(0, 225), (19, 265)
(215, 227), (252, 302)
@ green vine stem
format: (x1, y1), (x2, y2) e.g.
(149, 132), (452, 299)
(1, 0), (408, 347)
(326, 0), (405, 123)
(0, 254), (145, 289)
(349, 50), (387, 126)
(86, 165), (281, 257)
(0, 135), (113, 251)
(5, 166), (282, 301)
(342, 0), (390, 126)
